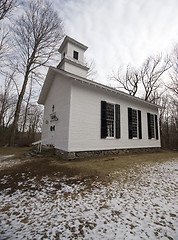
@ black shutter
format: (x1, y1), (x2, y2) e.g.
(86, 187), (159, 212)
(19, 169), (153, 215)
(128, 108), (132, 139)
(138, 110), (142, 139)
(115, 104), (120, 139)
(155, 114), (159, 140)
(101, 101), (107, 138)
(147, 113), (151, 139)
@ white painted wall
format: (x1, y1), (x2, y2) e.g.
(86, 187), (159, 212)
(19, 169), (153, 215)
(67, 42), (85, 62)
(64, 61), (87, 78)
(41, 74), (72, 151)
(68, 80), (161, 152)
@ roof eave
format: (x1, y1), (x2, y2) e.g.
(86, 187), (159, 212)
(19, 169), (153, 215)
(38, 68), (56, 105)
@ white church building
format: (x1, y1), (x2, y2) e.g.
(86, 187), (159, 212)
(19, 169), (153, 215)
(38, 36), (161, 158)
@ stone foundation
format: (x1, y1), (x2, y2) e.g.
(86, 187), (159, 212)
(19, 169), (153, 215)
(55, 147), (161, 160)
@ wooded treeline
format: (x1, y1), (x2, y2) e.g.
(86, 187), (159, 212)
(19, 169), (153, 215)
(0, 0), (64, 146)
(0, 0), (177, 149)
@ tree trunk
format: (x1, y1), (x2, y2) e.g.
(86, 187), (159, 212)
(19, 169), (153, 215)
(10, 71), (29, 145)
(22, 81), (32, 134)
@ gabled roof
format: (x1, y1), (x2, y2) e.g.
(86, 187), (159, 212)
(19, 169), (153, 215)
(58, 35), (88, 53)
(38, 66), (159, 109)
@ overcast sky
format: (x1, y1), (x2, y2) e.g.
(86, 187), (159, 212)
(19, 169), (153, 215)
(55, 0), (178, 84)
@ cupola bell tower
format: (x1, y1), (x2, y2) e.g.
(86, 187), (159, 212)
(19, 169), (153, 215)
(57, 36), (89, 78)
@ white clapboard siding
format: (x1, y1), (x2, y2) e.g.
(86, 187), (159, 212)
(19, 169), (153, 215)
(41, 75), (72, 151)
(68, 79), (160, 152)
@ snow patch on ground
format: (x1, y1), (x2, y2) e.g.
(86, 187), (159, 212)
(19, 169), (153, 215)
(0, 155), (22, 169)
(0, 159), (178, 239)
(0, 155), (15, 161)
(0, 155), (30, 169)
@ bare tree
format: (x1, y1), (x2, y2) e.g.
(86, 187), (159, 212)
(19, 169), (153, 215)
(140, 55), (171, 102)
(113, 54), (171, 101)
(0, 0), (16, 66)
(168, 45), (178, 96)
(9, 0), (64, 145)
(159, 94), (178, 149)
(86, 58), (97, 81)
(28, 104), (43, 139)
(0, 0), (17, 20)
(0, 72), (17, 127)
(21, 79), (33, 134)
(112, 65), (140, 96)
(0, 29), (10, 63)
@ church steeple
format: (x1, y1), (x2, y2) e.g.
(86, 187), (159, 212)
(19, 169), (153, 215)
(57, 36), (89, 78)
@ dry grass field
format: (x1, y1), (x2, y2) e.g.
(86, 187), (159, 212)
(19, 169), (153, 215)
(0, 147), (178, 239)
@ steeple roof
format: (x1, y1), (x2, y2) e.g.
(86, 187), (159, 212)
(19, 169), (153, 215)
(58, 35), (88, 53)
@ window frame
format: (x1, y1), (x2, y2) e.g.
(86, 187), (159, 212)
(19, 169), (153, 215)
(132, 109), (138, 139)
(147, 113), (159, 140)
(101, 101), (120, 139)
(106, 103), (115, 139)
(73, 50), (79, 60)
(150, 114), (155, 139)
(128, 108), (142, 139)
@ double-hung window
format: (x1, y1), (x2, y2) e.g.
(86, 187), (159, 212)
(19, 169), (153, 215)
(101, 101), (120, 139)
(147, 113), (159, 139)
(128, 108), (142, 139)
(106, 103), (114, 137)
(132, 109), (138, 138)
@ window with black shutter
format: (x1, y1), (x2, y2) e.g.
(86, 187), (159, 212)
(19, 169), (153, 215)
(128, 108), (142, 139)
(138, 110), (142, 139)
(132, 109), (137, 138)
(147, 113), (151, 139)
(106, 103), (114, 137)
(128, 108), (133, 139)
(115, 104), (120, 139)
(101, 101), (107, 138)
(147, 113), (159, 139)
(101, 101), (120, 139)
(155, 115), (159, 139)
(150, 114), (155, 138)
